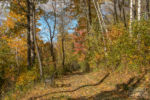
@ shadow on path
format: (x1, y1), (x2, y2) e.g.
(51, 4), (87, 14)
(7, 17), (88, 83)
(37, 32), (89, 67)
(70, 72), (148, 100)
(29, 73), (110, 100)
(30, 71), (149, 100)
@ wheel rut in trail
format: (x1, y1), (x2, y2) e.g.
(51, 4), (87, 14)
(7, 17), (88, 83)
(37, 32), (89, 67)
(23, 70), (141, 100)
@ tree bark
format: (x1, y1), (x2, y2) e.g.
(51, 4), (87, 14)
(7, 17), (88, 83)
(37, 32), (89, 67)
(62, 37), (65, 70)
(133, 0), (137, 19)
(32, 1), (43, 78)
(60, 12), (65, 70)
(118, 0), (122, 20)
(15, 47), (19, 67)
(129, 0), (133, 36)
(137, 0), (141, 50)
(122, 0), (127, 28)
(44, 15), (57, 70)
(97, 2), (108, 33)
(137, 0), (141, 21)
(92, 0), (107, 56)
(59, 0), (66, 70)
(30, 0), (35, 65)
(88, 0), (92, 25)
(146, 0), (150, 18)
(26, 0), (31, 68)
(50, 39), (56, 70)
(114, 0), (118, 23)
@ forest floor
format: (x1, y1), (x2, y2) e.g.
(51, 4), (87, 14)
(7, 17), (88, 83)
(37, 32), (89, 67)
(22, 69), (150, 100)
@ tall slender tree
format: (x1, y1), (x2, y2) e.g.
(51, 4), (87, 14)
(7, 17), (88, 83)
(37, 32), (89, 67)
(32, 0), (43, 78)
(137, 0), (141, 21)
(113, 0), (118, 23)
(129, 0), (133, 36)
(43, 0), (57, 70)
(87, 0), (92, 25)
(122, 0), (127, 28)
(146, 0), (150, 18)
(26, 0), (32, 68)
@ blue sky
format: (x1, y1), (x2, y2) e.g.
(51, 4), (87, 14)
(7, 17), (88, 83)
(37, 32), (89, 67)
(38, 17), (78, 42)
(37, 0), (111, 42)
(0, 0), (113, 42)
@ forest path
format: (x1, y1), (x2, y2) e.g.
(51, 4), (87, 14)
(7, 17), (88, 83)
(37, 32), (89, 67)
(23, 69), (150, 100)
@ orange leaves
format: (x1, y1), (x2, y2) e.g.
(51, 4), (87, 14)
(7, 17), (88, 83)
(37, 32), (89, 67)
(4, 67), (15, 80)
(2, 36), (27, 59)
(9, 11), (26, 23)
(16, 70), (37, 87)
(107, 24), (124, 41)
(7, 37), (26, 48)
(20, 2), (26, 7)
(4, 0), (27, 31)
(36, 28), (41, 33)
(79, 53), (86, 61)
(4, 10), (26, 31)
(6, 17), (15, 29)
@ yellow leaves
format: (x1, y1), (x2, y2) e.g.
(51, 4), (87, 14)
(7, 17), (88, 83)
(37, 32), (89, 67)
(95, 52), (101, 60)
(108, 24), (125, 41)
(20, 2), (26, 7)
(9, 11), (26, 22)
(36, 28), (41, 33)
(6, 37), (26, 48)
(2, 36), (27, 59)
(5, 9), (26, 29)
(1, 35), (8, 40)
(12, 94), (17, 100)
(79, 53), (86, 62)
(129, 60), (133, 65)
(98, 0), (103, 3)
(16, 70), (37, 87)
(148, 46), (150, 50)
(130, 55), (138, 59)
(6, 11), (24, 28)
(4, 67), (15, 82)
(6, 17), (15, 29)
(9, 11), (18, 19)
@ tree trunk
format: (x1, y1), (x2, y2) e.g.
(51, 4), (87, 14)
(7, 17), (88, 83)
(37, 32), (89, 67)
(133, 0), (137, 19)
(137, 0), (141, 21)
(118, 0), (122, 20)
(97, 2), (108, 33)
(32, 1), (43, 78)
(146, 0), (150, 18)
(93, 0), (107, 52)
(60, 14), (65, 70)
(30, 0), (35, 65)
(26, 0), (31, 68)
(59, 1), (66, 70)
(50, 39), (56, 70)
(129, 0), (133, 36)
(15, 47), (19, 67)
(43, 16), (57, 70)
(62, 37), (65, 70)
(88, 0), (92, 25)
(114, 0), (118, 23)
(122, 0), (127, 28)
(137, 0), (141, 50)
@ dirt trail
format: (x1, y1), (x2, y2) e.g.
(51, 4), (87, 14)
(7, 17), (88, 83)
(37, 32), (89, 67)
(23, 70), (150, 100)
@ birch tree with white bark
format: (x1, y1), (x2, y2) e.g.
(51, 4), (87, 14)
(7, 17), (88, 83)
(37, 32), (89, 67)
(137, 0), (141, 21)
(129, 0), (133, 36)
(92, 0), (107, 54)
